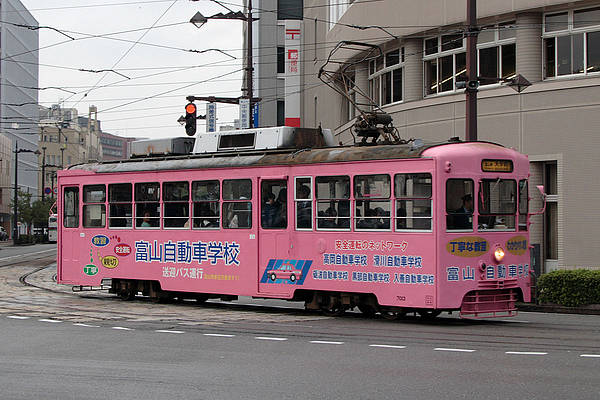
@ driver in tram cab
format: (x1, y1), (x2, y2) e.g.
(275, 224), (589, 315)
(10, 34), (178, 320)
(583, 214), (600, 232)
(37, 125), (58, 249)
(453, 194), (473, 229)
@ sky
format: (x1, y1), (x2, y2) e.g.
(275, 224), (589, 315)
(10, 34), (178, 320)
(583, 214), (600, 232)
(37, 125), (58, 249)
(18, 0), (247, 139)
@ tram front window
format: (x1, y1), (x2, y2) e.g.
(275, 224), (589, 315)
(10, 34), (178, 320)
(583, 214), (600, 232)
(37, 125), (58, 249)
(446, 179), (474, 231)
(478, 179), (517, 231)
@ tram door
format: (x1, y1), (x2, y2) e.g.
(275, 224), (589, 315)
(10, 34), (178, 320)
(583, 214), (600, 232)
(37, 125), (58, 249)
(58, 186), (80, 281)
(258, 178), (292, 294)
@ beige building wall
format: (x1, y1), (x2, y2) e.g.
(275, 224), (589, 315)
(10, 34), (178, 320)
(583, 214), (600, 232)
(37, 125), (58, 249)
(303, 0), (600, 271)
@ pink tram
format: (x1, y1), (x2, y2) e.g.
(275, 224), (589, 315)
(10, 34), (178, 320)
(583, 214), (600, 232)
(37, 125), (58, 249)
(57, 128), (533, 319)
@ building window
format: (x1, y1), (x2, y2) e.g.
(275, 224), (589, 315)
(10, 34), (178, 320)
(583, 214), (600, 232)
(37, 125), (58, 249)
(477, 22), (516, 85)
(277, 46), (285, 74)
(277, 100), (285, 126)
(423, 35), (466, 95)
(278, 0), (303, 20)
(544, 7), (600, 78)
(328, 0), (354, 28)
(369, 48), (404, 106)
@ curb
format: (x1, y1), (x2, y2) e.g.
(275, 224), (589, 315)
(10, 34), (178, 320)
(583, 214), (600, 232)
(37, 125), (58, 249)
(517, 302), (600, 315)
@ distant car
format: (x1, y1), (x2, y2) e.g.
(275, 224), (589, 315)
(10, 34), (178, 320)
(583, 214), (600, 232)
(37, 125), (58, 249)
(0, 227), (7, 241)
(269, 263), (302, 282)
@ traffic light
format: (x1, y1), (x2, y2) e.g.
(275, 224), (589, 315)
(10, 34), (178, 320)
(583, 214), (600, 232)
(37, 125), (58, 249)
(185, 102), (197, 136)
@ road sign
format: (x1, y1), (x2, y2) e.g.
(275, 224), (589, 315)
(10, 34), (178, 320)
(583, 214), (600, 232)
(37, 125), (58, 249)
(53, 187), (58, 195)
(239, 98), (250, 129)
(44, 187), (52, 195)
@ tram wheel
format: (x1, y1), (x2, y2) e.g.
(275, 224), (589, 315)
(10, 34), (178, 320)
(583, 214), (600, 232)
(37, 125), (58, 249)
(321, 304), (345, 317)
(118, 289), (136, 301)
(418, 310), (441, 320)
(380, 309), (407, 321)
(357, 304), (377, 317)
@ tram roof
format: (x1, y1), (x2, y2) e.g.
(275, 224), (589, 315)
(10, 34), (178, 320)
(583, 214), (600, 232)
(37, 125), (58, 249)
(68, 140), (506, 174)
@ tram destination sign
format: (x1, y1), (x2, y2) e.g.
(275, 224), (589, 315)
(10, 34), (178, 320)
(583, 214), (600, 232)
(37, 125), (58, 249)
(481, 159), (513, 172)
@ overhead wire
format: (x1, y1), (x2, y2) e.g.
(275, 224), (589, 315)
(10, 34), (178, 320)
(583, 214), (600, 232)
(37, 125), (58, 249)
(68, 0), (182, 108)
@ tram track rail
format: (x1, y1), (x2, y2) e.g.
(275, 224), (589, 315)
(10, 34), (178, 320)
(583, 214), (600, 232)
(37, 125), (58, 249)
(5, 256), (600, 353)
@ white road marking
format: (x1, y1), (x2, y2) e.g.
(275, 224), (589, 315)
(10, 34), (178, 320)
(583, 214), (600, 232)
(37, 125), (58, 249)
(310, 340), (344, 345)
(7, 315), (30, 320)
(39, 319), (62, 323)
(255, 337), (288, 341)
(369, 344), (407, 349)
(434, 348), (476, 353)
(155, 330), (185, 334)
(203, 333), (235, 338)
(0, 249), (56, 261)
(112, 326), (134, 331)
(73, 323), (100, 328)
(506, 351), (547, 355)
(580, 354), (600, 358)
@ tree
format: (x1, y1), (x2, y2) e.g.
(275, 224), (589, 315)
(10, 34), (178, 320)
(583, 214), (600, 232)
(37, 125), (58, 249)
(32, 197), (55, 227)
(11, 190), (33, 235)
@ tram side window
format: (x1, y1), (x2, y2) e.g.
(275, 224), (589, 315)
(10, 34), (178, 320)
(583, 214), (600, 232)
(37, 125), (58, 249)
(192, 180), (220, 229)
(108, 183), (132, 228)
(223, 179), (252, 229)
(316, 175), (350, 230)
(135, 182), (160, 228)
(395, 173), (432, 230)
(83, 185), (106, 228)
(478, 179), (517, 231)
(163, 181), (189, 228)
(295, 177), (312, 230)
(519, 179), (528, 231)
(446, 179), (474, 230)
(261, 180), (287, 229)
(63, 187), (79, 228)
(354, 174), (391, 230)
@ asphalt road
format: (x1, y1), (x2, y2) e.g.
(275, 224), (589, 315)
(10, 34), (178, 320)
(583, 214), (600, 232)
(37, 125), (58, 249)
(1, 243), (599, 399)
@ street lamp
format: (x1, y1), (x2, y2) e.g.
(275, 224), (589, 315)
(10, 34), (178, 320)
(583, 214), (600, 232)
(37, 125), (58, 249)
(190, 0), (257, 127)
(60, 145), (66, 169)
(13, 142), (41, 245)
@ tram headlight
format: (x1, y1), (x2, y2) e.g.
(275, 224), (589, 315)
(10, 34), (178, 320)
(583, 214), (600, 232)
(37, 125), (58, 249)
(494, 246), (505, 263)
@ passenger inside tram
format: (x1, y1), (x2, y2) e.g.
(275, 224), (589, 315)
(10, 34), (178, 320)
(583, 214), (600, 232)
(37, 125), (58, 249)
(451, 194), (473, 229)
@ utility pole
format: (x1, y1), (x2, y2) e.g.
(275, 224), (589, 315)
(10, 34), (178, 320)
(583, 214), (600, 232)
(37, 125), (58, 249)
(13, 142), (18, 244)
(246, 0), (254, 128)
(41, 147), (46, 201)
(465, 0), (479, 142)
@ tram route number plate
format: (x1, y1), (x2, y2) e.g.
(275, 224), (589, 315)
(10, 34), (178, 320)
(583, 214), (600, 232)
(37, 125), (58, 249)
(481, 159), (513, 172)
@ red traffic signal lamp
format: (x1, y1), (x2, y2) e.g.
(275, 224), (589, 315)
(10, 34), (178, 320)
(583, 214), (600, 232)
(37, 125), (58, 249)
(185, 102), (197, 136)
